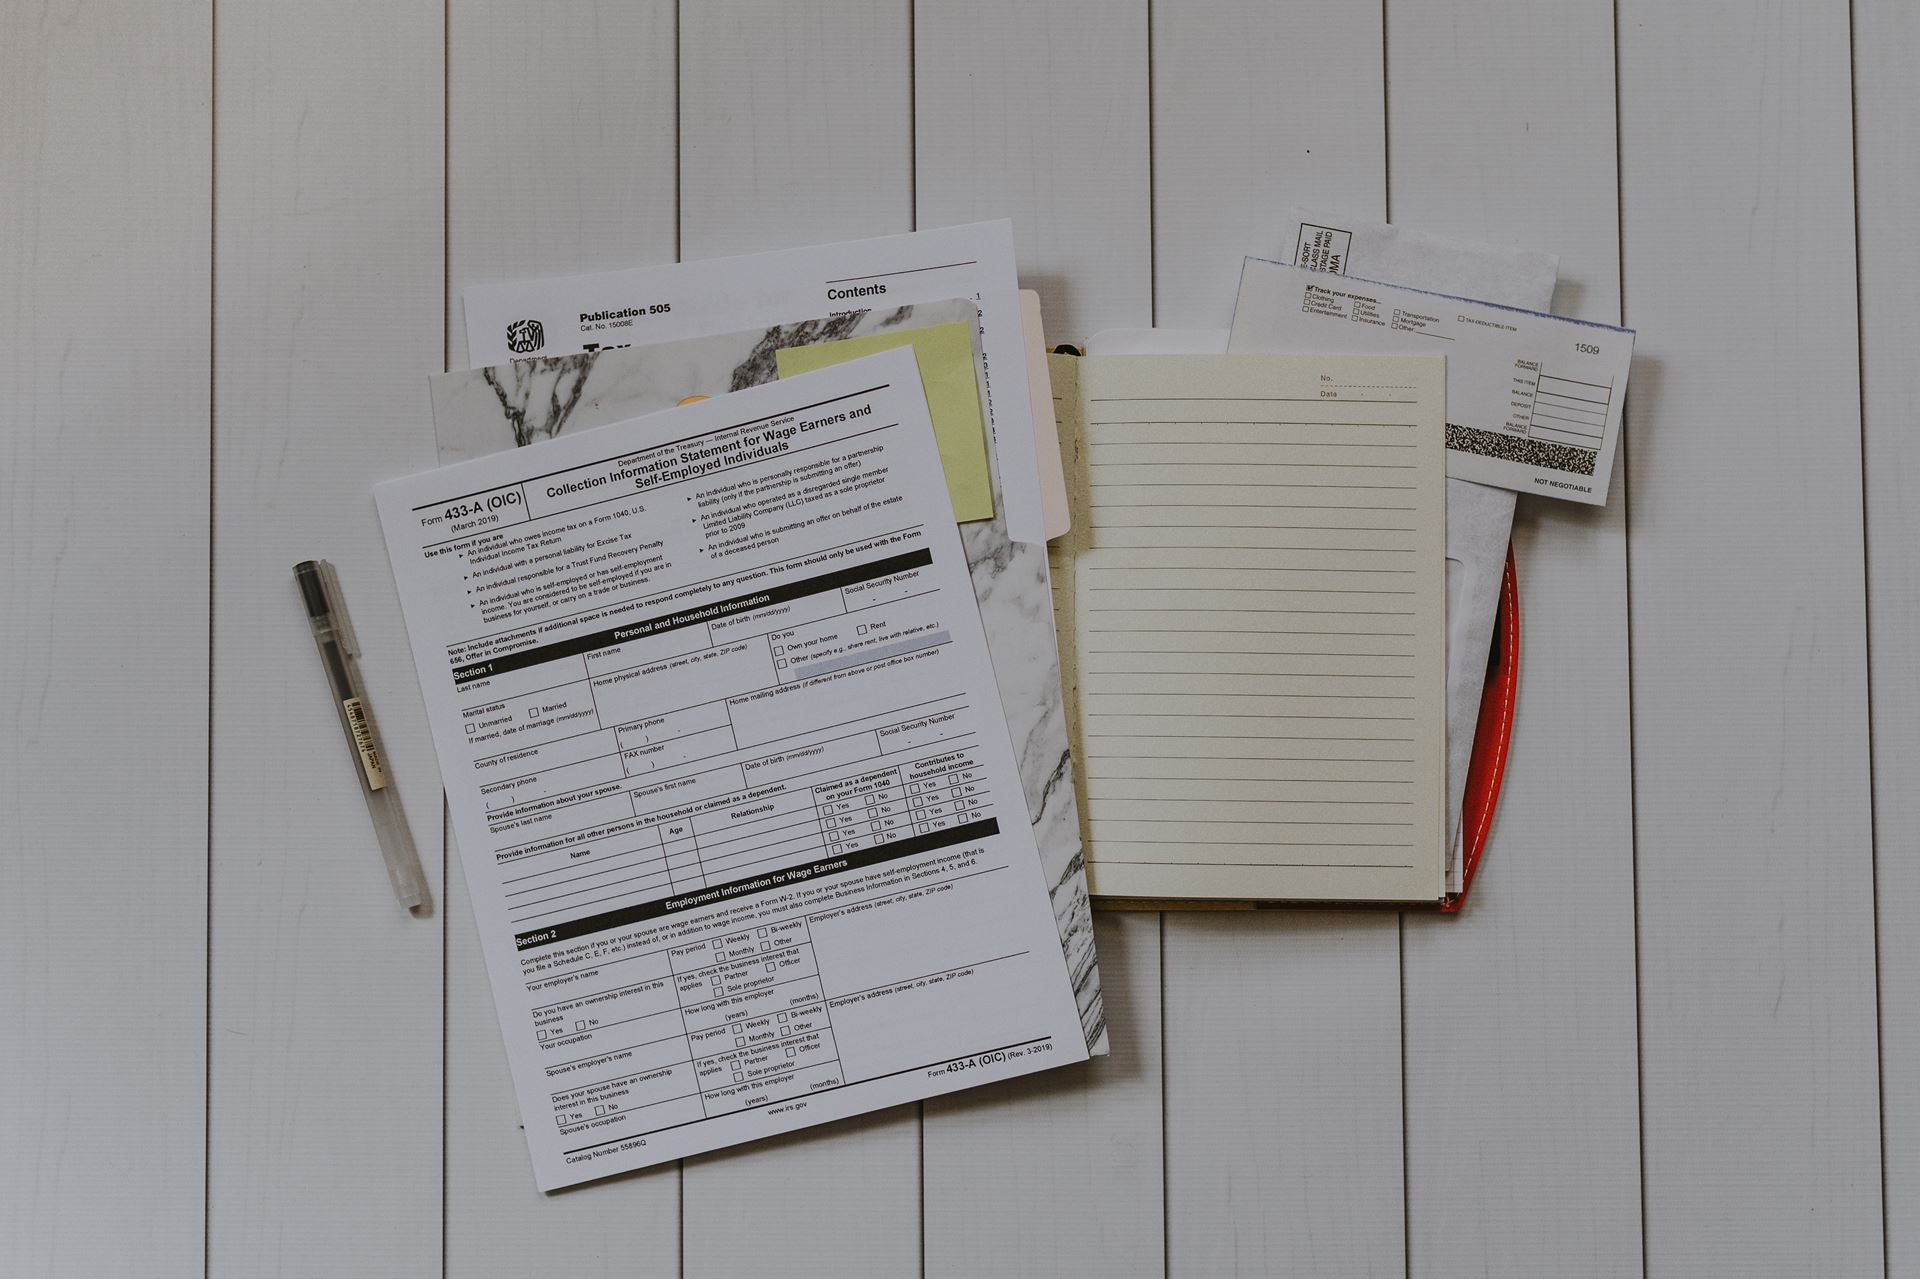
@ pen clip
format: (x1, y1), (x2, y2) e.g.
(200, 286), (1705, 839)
(297, 559), (362, 657)
(320, 560), (362, 658)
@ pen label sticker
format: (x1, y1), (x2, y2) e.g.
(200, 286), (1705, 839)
(344, 697), (389, 790)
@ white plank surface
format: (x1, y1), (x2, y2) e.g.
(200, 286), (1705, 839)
(1855, 1), (1919, 1272)
(1151, 0), (1389, 331)
(443, 1), (683, 1268)
(679, 0), (911, 259)
(914, 0), (1152, 345)
(913, 4), (1161, 1273)
(1164, 914), (1404, 1277)
(14, 0), (1914, 1269)
(1152, 4), (1406, 1274)
(1388, 3), (1644, 1275)
(1619, 1), (1883, 1272)
(208, 0), (445, 1271)
(0, 2), (210, 1274)
(923, 914), (1162, 1277)
(446, 0), (681, 362)
(677, 4), (921, 1274)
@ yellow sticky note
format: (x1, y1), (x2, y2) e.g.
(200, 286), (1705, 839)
(776, 322), (994, 524)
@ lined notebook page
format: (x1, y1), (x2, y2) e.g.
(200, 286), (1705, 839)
(1055, 354), (1448, 903)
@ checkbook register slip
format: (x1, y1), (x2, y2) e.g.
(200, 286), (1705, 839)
(1231, 258), (1635, 505)
(1050, 354), (1451, 905)
(377, 348), (1088, 1188)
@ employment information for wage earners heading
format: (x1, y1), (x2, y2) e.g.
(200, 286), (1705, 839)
(376, 347), (1088, 1189)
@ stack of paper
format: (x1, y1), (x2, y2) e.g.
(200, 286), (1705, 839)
(387, 224), (1101, 1188)
(372, 207), (1636, 1187)
(1075, 211), (1634, 901)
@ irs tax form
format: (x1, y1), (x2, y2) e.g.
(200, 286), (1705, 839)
(377, 349), (1088, 1187)
(433, 300), (1105, 1052)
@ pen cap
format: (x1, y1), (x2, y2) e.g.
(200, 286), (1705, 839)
(293, 559), (360, 655)
(294, 560), (330, 619)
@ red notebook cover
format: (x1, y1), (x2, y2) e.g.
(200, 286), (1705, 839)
(1443, 545), (1520, 912)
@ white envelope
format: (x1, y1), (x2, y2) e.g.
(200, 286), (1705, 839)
(1231, 259), (1633, 506)
(1281, 207), (1559, 310)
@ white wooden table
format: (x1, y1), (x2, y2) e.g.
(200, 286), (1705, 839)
(5, 1), (1912, 1274)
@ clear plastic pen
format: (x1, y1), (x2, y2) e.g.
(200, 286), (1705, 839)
(293, 559), (429, 911)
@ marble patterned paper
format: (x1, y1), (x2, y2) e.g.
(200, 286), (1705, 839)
(431, 301), (1106, 1053)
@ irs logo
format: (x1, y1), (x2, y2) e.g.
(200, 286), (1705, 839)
(505, 319), (545, 354)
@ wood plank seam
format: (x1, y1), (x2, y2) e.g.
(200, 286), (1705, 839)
(1612, 3), (1652, 1270)
(1843, 3), (1894, 1262)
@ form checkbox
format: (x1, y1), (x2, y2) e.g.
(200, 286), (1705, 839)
(536, 1029), (547, 1040)
(557, 1115), (567, 1127)
(761, 940), (771, 951)
(870, 821), (880, 832)
(465, 723), (476, 734)
(772, 645), (783, 655)
(733, 1071), (744, 1082)
(735, 1036), (745, 1046)
(779, 1024), (790, 1036)
(774, 658), (787, 669)
(575, 1020), (585, 1031)
(757, 927), (768, 937)
(777, 1011), (788, 1022)
(917, 822), (930, 834)
(595, 1105), (605, 1115)
(785, 1047), (796, 1058)
(765, 962), (775, 972)
(856, 624), (867, 635)
(731, 1022), (742, 1033)
(527, 708), (540, 719)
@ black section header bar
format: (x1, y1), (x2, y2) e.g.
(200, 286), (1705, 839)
(452, 548), (931, 685)
(514, 817), (1000, 951)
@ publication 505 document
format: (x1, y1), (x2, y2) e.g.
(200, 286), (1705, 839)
(462, 220), (1047, 545)
(376, 348), (1088, 1188)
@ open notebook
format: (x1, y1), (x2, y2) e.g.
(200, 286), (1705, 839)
(1049, 354), (1453, 906)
